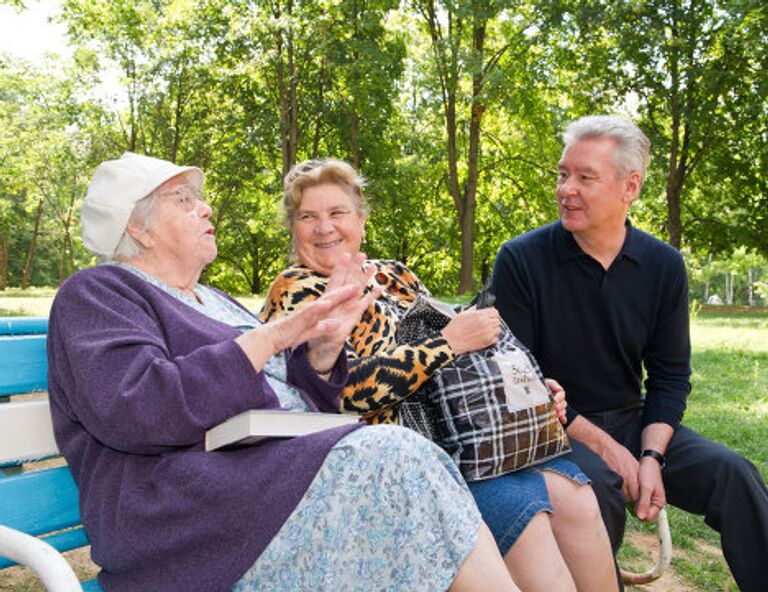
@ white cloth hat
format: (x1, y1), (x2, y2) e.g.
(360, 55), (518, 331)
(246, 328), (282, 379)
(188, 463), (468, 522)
(81, 152), (204, 258)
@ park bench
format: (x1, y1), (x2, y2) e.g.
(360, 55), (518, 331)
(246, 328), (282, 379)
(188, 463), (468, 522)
(0, 316), (102, 591)
(0, 314), (671, 590)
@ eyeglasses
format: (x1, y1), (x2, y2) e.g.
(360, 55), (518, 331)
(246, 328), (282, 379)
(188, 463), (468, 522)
(157, 186), (206, 213)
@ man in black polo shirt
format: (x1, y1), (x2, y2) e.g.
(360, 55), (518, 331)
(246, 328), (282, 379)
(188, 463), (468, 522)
(492, 115), (768, 591)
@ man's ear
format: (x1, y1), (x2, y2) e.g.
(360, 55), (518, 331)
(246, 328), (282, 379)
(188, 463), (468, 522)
(623, 171), (642, 205)
(126, 221), (153, 249)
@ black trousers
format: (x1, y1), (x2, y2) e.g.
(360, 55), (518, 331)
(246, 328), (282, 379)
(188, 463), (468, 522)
(566, 406), (768, 592)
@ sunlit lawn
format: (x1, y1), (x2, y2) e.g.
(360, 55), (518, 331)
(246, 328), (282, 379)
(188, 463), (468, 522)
(620, 310), (768, 591)
(0, 287), (58, 317)
(0, 288), (264, 317)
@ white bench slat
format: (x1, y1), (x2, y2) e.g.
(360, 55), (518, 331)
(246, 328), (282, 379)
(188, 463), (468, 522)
(0, 399), (60, 465)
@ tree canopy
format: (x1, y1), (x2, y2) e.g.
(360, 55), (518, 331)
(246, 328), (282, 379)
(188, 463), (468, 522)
(1, 0), (766, 299)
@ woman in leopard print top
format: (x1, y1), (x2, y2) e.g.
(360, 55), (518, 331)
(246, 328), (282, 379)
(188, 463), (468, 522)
(261, 258), (454, 425)
(260, 158), (619, 592)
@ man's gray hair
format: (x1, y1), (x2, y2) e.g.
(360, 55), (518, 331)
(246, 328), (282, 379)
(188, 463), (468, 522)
(111, 193), (159, 261)
(563, 115), (651, 183)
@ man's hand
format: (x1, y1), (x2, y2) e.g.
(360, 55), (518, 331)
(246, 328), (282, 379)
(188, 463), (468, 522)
(441, 307), (500, 355)
(566, 415), (641, 502)
(634, 422), (673, 521)
(635, 457), (666, 521)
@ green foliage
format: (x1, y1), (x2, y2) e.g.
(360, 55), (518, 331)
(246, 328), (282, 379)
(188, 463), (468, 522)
(685, 248), (768, 306)
(550, 0), (768, 256)
(1, 0), (765, 294)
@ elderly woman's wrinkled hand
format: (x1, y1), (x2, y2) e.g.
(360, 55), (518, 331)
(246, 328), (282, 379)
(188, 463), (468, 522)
(441, 306), (500, 355)
(236, 266), (376, 372)
(305, 252), (381, 373)
(544, 378), (568, 424)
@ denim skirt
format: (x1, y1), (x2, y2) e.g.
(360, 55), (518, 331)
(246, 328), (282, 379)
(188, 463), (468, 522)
(467, 456), (589, 555)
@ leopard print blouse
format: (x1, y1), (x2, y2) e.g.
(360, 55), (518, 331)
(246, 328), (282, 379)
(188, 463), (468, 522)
(259, 260), (455, 424)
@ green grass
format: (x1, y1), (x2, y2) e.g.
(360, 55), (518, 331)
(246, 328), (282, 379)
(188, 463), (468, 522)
(0, 288), (58, 317)
(619, 310), (767, 591)
(0, 288), (263, 317)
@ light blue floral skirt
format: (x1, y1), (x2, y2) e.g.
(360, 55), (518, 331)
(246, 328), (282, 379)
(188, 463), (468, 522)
(232, 425), (481, 592)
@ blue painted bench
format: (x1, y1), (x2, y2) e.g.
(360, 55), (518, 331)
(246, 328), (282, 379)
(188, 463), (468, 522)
(0, 316), (103, 592)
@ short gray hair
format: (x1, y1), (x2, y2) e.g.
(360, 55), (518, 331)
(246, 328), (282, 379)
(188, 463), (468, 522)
(111, 193), (159, 261)
(563, 115), (651, 183)
(282, 158), (369, 230)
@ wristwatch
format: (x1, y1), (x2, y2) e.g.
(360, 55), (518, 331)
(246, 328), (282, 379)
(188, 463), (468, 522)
(640, 449), (666, 469)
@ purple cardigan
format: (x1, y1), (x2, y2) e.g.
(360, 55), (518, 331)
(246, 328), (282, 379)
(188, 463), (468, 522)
(47, 265), (361, 592)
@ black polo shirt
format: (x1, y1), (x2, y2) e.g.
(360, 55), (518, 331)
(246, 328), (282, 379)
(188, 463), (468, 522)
(492, 220), (691, 429)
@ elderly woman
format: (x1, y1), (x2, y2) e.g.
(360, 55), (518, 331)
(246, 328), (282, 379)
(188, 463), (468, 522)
(48, 152), (521, 592)
(261, 159), (620, 592)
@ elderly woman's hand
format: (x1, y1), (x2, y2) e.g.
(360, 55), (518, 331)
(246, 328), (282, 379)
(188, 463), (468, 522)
(441, 307), (501, 355)
(236, 256), (377, 372)
(305, 252), (380, 374)
(544, 378), (568, 424)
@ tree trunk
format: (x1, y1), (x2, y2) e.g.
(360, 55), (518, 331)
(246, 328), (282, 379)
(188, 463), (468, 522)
(0, 229), (7, 290)
(250, 235), (261, 294)
(21, 198), (44, 290)
(725, 272), (734, 305)
(748, 268), (754, 306)
(349, 109), (360, 170)
(349, 1), (361, 169)
(665, 174), (684, 250)
(58, 231), (75, 285)
(457, 17), (486, 294)
(288, 45), (298, 172)
(422, 1), (496, 294)
(58, 186), (77, 284)
(664, 17), (683, 250)
(170, 67), (186, 163)
(275, 0), (298, 179)
(58, 237), (67, 286)
(125, 60), (139, 152)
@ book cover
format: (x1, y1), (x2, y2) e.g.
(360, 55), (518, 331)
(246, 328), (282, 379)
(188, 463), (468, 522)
(205, 409), (361, 451)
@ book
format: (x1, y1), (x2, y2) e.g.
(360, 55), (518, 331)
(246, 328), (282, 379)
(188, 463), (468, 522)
(205, 409), (361, 451)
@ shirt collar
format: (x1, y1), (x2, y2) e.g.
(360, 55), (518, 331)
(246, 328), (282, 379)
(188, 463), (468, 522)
(554, 219), (645, 264)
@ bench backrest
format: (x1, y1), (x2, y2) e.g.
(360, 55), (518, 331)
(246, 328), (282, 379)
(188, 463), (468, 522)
(0, 316), (89, 570)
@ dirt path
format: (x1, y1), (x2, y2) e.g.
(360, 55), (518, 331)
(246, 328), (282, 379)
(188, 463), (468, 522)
(623, 530), (736, 592)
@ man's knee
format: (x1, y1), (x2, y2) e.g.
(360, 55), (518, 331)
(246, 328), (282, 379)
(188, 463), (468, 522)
(667, 428), (767, 520)
(712, 449), (767, 502)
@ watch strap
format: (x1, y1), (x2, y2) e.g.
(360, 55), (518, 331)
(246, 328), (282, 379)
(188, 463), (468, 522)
(640, 449), (666, 469)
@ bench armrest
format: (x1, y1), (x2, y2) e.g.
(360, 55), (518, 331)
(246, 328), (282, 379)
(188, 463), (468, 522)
(0, 525), (84, 592)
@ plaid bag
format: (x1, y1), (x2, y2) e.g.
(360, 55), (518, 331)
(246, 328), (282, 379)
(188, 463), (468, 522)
(394, 298), (453, 443)
(397, 295), (570, 481)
